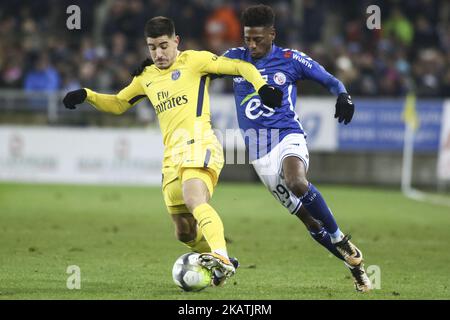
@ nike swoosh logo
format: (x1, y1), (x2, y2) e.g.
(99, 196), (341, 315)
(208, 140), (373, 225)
(354, 249), (361, 258)
(146, 82), (152, 87)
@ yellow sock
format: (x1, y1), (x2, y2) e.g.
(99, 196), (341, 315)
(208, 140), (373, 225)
(192, 203), (226, 252)
(184, 225), (211, 253)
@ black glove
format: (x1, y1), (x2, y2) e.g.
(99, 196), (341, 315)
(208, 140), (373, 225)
(335, 93), (355, 125)
(131, 58), (154, 77)
(258, 84), (283, 108)
(63, 89), (87, 110)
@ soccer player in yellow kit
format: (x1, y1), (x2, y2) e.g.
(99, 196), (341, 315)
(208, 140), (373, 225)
(63, 16), (282, 285)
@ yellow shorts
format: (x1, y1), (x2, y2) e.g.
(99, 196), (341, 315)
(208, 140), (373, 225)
(162, 140), (224, 214)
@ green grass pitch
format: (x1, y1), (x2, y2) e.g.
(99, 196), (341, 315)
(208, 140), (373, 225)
(0, 182), (449, 299)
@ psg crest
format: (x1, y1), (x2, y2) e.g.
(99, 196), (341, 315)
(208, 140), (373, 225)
(172, 70), (181, 80)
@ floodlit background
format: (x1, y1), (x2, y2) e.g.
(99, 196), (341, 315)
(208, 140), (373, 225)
(0, 0), (449, 299)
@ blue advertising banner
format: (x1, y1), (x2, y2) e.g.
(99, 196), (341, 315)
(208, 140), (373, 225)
(338, 99), (443, 152)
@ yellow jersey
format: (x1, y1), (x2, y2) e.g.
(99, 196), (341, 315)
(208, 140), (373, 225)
(84, 50), (266, 159)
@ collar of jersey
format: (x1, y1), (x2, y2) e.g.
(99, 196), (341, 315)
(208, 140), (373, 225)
(247, 44), (277, 65)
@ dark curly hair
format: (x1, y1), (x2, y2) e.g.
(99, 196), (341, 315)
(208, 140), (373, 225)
(241, 4), (275, 27)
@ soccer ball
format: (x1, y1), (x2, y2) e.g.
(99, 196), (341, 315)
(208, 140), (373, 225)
(172, 252), (212, 292)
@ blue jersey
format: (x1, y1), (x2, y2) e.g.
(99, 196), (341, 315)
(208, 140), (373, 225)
(223, 44), (346, 160)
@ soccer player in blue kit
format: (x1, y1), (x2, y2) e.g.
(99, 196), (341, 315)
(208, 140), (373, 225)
(223, 5), (372, 292)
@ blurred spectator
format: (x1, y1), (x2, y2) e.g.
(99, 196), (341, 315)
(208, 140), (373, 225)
(204, 4), (241, 54)
(1, 61), (24, 88)
(413, 49), (445, 96)
(413, 15), (440, 49)
(383, 7), (414, 46)
(300, 0), (324, 46)
(24, 54), (60, 92)
(0, 0), (448, 98)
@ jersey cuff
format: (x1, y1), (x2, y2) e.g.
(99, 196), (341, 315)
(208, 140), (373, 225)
(253, 79), (266, 92)
(84, 88), (96, 103)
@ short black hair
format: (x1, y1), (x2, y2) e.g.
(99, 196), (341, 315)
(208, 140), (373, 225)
(145, 16), (175, 38)
(241, 4), (275, 27)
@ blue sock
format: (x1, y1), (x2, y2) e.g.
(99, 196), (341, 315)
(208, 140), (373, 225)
(309, 227), (344, 261)
(300, 183), (340, 235)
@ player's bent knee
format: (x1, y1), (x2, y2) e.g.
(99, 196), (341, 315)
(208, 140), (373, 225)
(182, 175), (211, 213)
(183, 196), (204, 213)
(285, 177), (309, 198)
(183, 187), (209, 213)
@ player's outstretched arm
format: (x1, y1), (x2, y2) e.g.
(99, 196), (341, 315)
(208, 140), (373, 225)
(62, 77), (146, 115)
(63, 88), (133, 115)
(307, 67), (355, 124)
(293, 52), (355, 124)
(195, 51), (283, 108)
